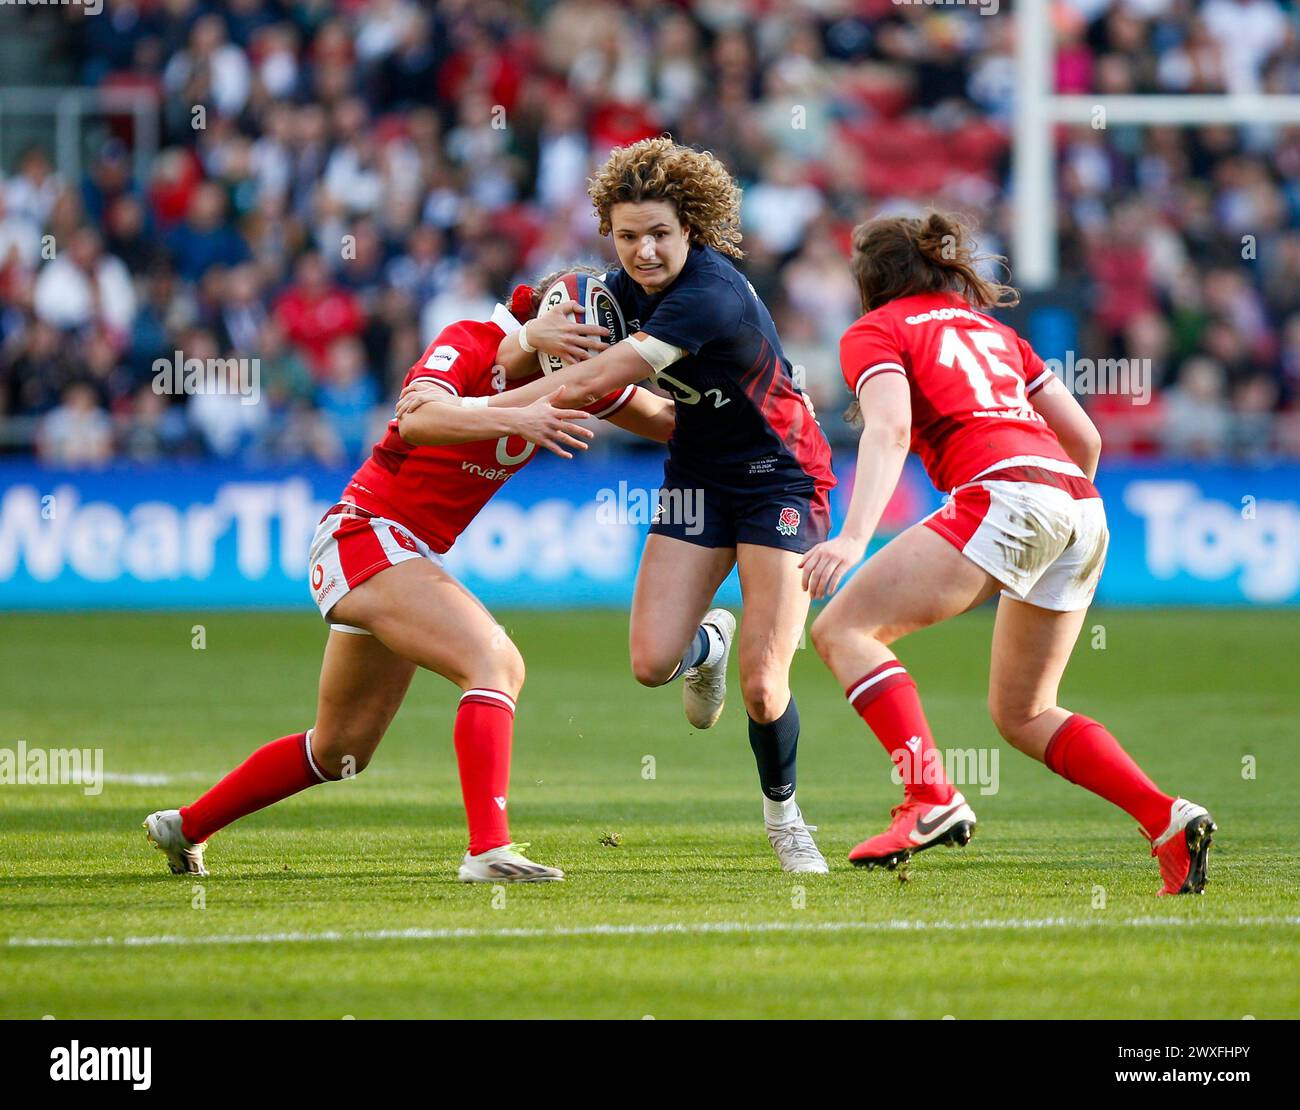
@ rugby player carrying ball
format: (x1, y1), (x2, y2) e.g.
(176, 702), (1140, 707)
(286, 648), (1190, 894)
(460, 139), (838, 873)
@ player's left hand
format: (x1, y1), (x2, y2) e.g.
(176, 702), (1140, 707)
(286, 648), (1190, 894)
(799, 534), (867, 599)
(529, 300), (610, 362)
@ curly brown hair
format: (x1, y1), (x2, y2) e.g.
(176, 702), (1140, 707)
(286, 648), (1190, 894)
(588, 137), (744, 258)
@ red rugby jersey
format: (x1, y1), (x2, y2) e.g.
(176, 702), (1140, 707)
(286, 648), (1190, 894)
(343, 318), (634, 552)
(839, 291), (1072, 492)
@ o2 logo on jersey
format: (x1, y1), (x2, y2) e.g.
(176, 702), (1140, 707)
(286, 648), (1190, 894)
(777, 507), (801, 537)
(656, 371), (730, 408)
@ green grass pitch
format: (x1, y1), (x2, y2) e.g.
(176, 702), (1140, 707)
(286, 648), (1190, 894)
(1, 607), (1297, 1019)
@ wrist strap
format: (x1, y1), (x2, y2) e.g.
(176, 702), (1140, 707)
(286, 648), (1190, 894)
(518, 321), (537, 354)
(461, 396), (489, 409)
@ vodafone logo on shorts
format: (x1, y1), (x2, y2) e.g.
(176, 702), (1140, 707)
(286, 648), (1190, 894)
(311, 563), (325, 589)
(777, 507), (801, 537)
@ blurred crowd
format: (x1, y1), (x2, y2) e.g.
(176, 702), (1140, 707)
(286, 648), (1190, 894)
(2, 0), (1300, 466)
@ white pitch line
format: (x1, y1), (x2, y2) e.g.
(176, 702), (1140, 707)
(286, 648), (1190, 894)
(101, 773), (174, 786)
(7, 916), (1297, 950)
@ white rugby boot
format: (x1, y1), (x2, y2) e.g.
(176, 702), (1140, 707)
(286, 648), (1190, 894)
(766, 806), (829, 874)
(143, 809), (208, 876)
(682, 608), (736, 730)
(457, 843), (564, 883)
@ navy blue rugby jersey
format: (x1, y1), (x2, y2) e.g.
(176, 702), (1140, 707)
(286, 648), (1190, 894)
(605, 246), (835, 495)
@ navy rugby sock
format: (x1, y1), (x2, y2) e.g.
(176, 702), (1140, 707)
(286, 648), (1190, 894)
(748, 695), (799, 804)
(666, 623), (721, 683)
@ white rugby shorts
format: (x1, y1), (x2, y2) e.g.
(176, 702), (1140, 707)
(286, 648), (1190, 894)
(924, 457), (1109, 612)
(308, 506), (446, 633)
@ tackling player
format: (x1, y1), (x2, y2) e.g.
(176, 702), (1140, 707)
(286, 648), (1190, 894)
(802, 212), (1215, 894)
(143, 284), (675, 882)
(457, 139), (838, 873)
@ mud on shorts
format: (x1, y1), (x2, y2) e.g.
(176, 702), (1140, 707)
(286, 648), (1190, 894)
(923, 458), (1109, 612)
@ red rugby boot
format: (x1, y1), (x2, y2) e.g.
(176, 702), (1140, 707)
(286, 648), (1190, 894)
(849, 792), (977, 870)
(1151, 798), (1216, 895)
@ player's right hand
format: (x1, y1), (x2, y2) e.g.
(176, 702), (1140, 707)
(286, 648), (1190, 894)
(528, 300), (610, 363)
(514, 388), (595, 459)
(799, 534), (867, 599)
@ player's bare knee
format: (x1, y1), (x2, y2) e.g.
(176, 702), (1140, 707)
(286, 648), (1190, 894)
(809, 609), (837, 662)
(988, 699), (1038, 751)
(497, 641), (526, 696)
(812, 610), (880, 669)
(630, 646), (676, 687)
(741, 674), (788, 723)
(310, 731), (376, 778)
(467, 640), (525, 699)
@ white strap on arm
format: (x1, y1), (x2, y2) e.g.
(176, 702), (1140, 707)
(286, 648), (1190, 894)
(624, 334), (685, 375)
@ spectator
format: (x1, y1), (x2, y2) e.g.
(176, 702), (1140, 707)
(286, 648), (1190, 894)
(216, 263), (268, 356)
(33, 227), (137, 337)
(273, 250), (364, 376)
(385, 223), (452, 311)
(1163, 357), (1233, 456)
(184, 328), (267, 459)
(119, 384), (194, 463)
(0, 190), (42, 277)
(317, 336), (380, 460)
(162, 13), (252, 120)
(8, 320), (74, 415)
(5, 146), (62, 230)
(36, 382), (114, 465)
(420, 265), (495, 344)
(166, 183), (251, 283)
(1202, 0), (1289, 93)
(744, 155), (825, 258)
(255, 317), (316, 409)
(1230, 374), (1280, 456)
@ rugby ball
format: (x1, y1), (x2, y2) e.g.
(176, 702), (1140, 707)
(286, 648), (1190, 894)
(536, 272), (627, 375)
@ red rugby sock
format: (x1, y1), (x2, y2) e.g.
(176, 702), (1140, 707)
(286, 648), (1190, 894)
(846, 660), (954, 805)
(1044, 714), (1174, 839)
(454, 689), (515, 855)
(180, 731), (327, 843)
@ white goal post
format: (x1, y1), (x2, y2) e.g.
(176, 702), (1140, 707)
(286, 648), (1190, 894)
(1012, 0), (1300, 290)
